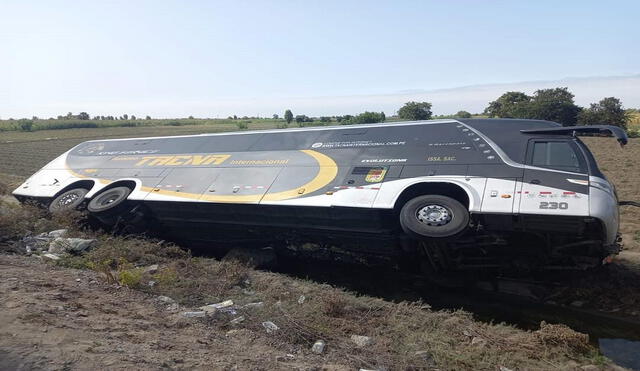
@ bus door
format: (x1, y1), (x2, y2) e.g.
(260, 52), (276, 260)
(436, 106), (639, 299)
(518, 139), (589, 216)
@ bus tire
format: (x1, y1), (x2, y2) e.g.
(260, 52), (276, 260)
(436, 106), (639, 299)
(400, 195), (469, 239)
(48, 188), (89, 213)
(87, 186), (132, 215)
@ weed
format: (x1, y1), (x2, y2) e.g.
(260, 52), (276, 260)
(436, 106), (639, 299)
(118, 268), (144, 288)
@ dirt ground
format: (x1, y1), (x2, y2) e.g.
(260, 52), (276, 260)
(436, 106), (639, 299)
(0, 254), (338, 371)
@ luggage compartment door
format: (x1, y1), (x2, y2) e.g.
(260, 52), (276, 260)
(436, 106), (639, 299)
(481, 178), (517, 213)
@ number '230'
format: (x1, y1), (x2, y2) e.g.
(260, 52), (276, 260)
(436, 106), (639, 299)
(539, 202), (568, 210)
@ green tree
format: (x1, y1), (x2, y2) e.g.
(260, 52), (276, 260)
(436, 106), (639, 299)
(341, 111), (386, 125)
(578, 97), (628, 128)
(272, 114), (279, 120)
(528, 87), (581, 126)
(398, 102), (432, 120)
(455, 110), (472, 118)
(19, 120), (34, 131)
(77, 112), (90, 120)
(484, 92), (531, 118)
(284, 109), (293, 125)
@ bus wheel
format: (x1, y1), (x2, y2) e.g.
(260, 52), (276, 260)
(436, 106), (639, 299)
(48, 188), (89, 213)
(87, 186), (132, 216)
(400, 195), (469, 239)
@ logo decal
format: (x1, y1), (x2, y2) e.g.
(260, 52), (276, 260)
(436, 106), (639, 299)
(365, 168), (387, 183)
(135, 154), (231, 167)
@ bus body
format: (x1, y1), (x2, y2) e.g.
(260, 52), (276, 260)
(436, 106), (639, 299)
(13, 119), (627, 270)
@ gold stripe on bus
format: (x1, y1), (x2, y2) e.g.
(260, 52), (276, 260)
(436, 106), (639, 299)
(66, 150), (338, 203)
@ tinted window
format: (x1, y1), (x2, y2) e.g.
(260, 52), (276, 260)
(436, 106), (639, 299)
(530, 141), (585, 173)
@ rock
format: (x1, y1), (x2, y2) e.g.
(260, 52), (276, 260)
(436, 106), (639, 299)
(243, 302), (263, 309)
(144, 264), (159, 274)
(471, 337), (487, 347)
(181, 311), (206, 318)
(75, 278), (81, 282)
(311, 340), (325, 354)
(580, 366), (599, 371)
(262, 321), (279, 333)
(48, 229), (68, 238)
(350, 335), (373, 347)
(147, 281), (157, 287)
(166, 303), (179, 312)
(200, 300), (234, 315)
(297, 295), (306, 304)
(49, 237), (96, 254)
(212, 300), (233, 308)
(230, 316), (245, 324)
(42, 253), (60, 260)
(198, 306), (217, 316)
(156, 296), (175, 304)
(571, 300), (585, 308)
(223, 247), (277, 269)
(499, 367), (513, 371)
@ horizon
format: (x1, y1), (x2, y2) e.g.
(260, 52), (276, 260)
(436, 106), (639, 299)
(1, 0), (639, 118)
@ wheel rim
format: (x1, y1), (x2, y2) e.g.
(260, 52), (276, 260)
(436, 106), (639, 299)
(57, 192), (81, 208)
(416, 204), (452, 226)
(98, 193), (121, 207)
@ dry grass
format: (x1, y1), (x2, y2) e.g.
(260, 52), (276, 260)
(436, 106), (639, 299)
(0, 199), (609, 370)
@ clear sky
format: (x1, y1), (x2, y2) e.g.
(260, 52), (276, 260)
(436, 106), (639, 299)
(1, 0), (638, 118)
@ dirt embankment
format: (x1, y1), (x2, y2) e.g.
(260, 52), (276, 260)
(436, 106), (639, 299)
(0, 199), (620, 370)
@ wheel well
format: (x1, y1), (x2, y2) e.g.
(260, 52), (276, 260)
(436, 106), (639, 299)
(52, 180), (95, 198)
(394, 182), (470, 211)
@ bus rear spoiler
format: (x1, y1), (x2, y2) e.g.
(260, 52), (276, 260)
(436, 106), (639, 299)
(520, 125), (628, 147)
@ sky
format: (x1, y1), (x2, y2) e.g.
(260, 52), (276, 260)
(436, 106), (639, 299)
(0, 0), (639, 118)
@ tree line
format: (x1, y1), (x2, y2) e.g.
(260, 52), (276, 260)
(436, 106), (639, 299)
(483, 87), (629, 128)
(2, 87), (635, 133)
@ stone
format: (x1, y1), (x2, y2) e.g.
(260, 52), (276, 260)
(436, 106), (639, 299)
(243, 302), (263, 309)
(48, 229), (68, 238)
(350, 335), (373, 347)
(75, 278), (81, 282)
(499, 367), (513, 371)
(570, 300), (585, 308)
(156, 296), (175, 304)
(199, 306), (217, 315)
(311, 340), (325, 354)
(42, 253), (60, 260)
(230, 316), (245, 324)
(49, 238), (96, 254)
(147, 281), (157, 287)
(181, 311), (206, 318)
(262, 321), (279, 333)
(580, 366), (599, 371)
(297, 295), (306, 304)
(144, 264), (159, 274)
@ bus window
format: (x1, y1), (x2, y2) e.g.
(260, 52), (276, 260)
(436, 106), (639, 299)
(528, 140), (586, 173)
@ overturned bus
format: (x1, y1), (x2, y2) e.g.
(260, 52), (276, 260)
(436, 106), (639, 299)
(13, 119), (631, 272)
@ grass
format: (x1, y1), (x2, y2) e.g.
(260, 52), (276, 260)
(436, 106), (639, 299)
(0, 194), (610, 370)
